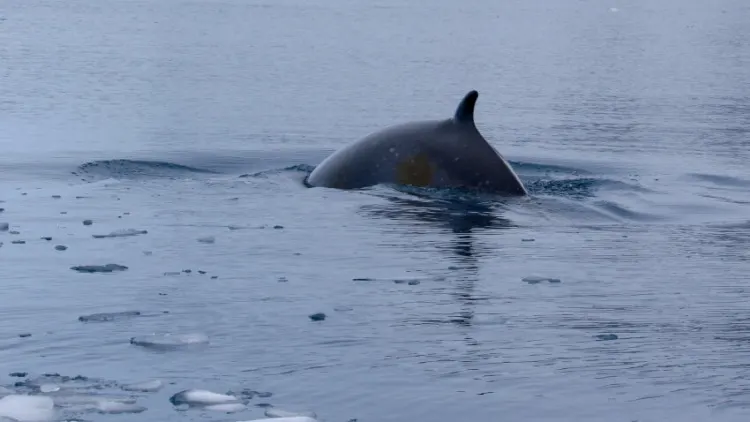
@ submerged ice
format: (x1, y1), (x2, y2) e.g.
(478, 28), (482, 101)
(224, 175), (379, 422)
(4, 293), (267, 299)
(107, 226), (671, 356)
(130, 333), (209, 350)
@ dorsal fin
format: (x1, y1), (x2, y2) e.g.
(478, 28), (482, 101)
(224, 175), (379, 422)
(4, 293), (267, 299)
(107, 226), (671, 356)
(453, 90), (479, 124)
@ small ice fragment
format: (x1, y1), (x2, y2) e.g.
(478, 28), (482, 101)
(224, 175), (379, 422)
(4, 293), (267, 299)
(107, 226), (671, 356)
(204, 403), (246, 413)
(407, 280), (420, 285)
(54, 245), (67, 251)
(82, 220), (92, 226)
(522, 276), (561, 284)
(51, 195), (61, 199)
(130, 333), (209, 350)
(11, 240), (25, 244)
(71, 264), (128, 273)
(95, 400), (146, 414)
(252, 391), (272, 398)
(0, 223), (8, 231)
(595, 334), (618, 341)
(333, 306), (353, 312)
(48, 395), (135, 407)
(40, 237), (51, 241)
(9, 373), (26, 378)
(239, 417), (318, 422)
(92, 229), (147, 239)
(265, 408), (317, 419)
(121, 380), (163, 392)
(143, 250), (153, 256)
(18, 333), (31, 338)
(0, 395), (55, 422)
(273, 225), (284, 229)
(38, 384), (59, 394)
(169, 389), (239, 407)
(309, 313), (326, 321)
(521, 238), (535, 242)
(522, 276), (544, 284)
(78, 311), (141, 322)
(197, 236), (215, 244)
(610, 7), (619, 12)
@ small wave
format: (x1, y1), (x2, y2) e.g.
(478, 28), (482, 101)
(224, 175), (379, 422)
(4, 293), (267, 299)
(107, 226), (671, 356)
(525, 177), (600, 198)
(239, 164), (315, 179)
(75, 159), (219, 181)
(592, 200), (666, 222)
(686, 173), (750, 188)
(525, 176), (651, 198)
(510, 160), (592, 177)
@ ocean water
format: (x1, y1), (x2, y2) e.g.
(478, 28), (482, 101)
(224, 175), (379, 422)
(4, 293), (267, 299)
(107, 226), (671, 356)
(1, 0), (750, 421)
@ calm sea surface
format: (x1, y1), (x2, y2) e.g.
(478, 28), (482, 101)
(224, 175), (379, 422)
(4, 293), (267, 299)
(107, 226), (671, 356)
(1, 0), (750, 421)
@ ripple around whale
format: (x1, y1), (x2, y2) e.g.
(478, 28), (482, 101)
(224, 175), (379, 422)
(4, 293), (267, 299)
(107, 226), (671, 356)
(71, 155), (638, 201)
(68, 155), (664, 226)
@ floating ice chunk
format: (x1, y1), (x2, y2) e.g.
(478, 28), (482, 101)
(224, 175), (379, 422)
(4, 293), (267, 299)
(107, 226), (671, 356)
(522, 276), (561, 284)
(595, 334), (618, 341)
(38, 385), (59, 394)
(78, 311), (141, 323)
(197, 236), (215, 244)
(130, 333), (209, 350)
(94, 400), (146, 414)
(49, 395), (136, 407)
(0, 395), (55, 422)
(204, 403), (247, 413)
(239, 417), (318, 422)
(121, 380), (163, 392)
(169, 389), (240, 407)
(308, 313), (326, 321)
(92, 229), (147, 239)
(71, 264), (128, 273)
(265, 408), (317, 419)
(0, 223), (8, 232)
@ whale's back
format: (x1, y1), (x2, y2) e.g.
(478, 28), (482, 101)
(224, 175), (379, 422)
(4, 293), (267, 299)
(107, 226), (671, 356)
(306, 90), (527, 195)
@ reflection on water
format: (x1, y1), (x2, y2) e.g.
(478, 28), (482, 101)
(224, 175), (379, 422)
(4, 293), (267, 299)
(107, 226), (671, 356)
(359, 188), (515, 328)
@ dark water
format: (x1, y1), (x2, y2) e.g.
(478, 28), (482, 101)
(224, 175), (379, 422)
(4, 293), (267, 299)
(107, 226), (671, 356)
(1, 0), (750, 421)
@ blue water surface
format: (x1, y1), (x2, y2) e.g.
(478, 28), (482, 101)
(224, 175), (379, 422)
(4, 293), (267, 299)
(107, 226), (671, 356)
(1, 0), (750, 421)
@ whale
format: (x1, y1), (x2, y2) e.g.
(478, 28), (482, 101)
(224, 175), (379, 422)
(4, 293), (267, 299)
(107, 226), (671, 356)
(305, 90), (528, 196)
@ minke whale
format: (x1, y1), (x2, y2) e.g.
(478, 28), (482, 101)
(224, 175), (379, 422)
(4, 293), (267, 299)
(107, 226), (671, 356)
(305, 90), (528, 196)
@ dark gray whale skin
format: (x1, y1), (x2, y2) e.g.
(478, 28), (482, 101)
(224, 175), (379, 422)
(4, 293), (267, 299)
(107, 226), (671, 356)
(306, 90), (528, 196)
